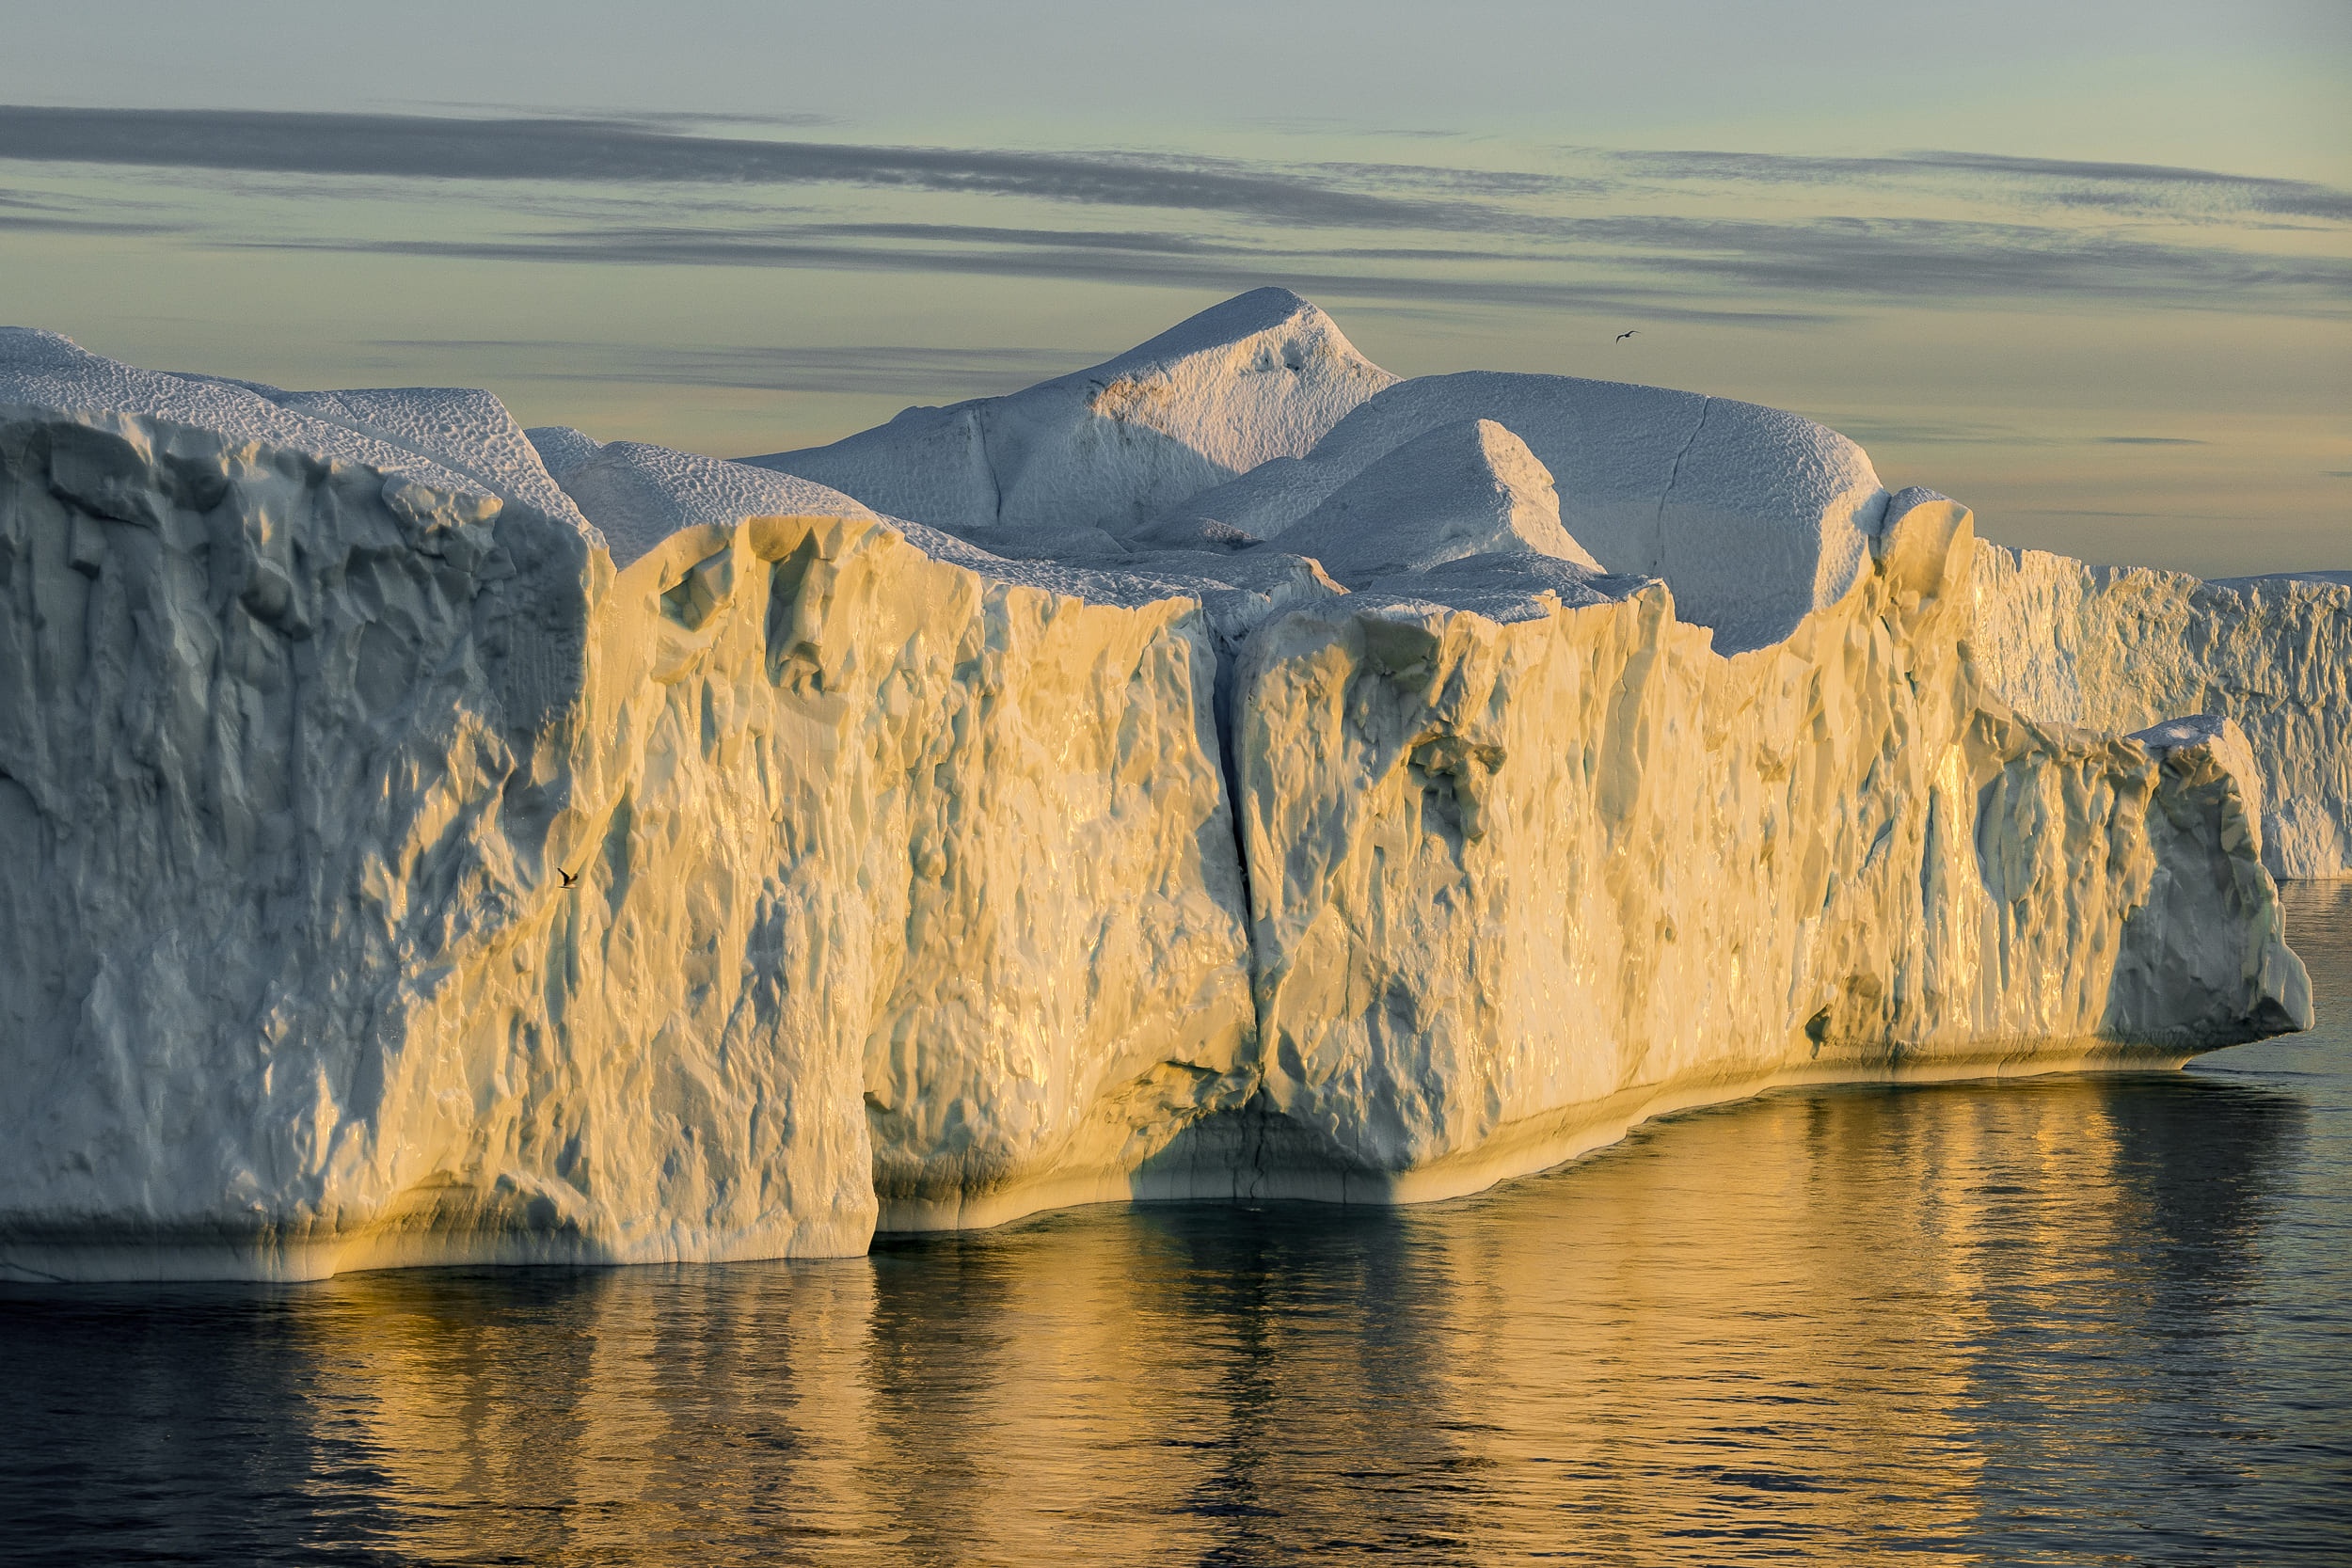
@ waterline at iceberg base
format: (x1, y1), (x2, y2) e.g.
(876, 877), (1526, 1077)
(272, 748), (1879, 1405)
(0, 291), (2322, 1280)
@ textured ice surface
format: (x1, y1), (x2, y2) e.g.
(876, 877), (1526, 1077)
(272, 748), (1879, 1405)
(1263, 419), (1603, 587)
(741, 287), (1395, 541)
(533, 432), (876, 567)
(1144, 371), (1887, 653)
(0, 309), (2326, 1280)
(0, 328), (595, 543)
(1973, 543), (2352, 878)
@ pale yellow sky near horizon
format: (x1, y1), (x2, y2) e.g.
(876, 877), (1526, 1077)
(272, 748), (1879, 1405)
(2, 0), (2344, 576)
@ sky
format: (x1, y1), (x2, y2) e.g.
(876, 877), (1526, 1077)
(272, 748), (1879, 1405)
(1, 0), (2345, 575)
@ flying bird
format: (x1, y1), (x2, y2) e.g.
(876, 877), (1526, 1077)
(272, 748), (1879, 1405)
(558, 867), (578, 889)
(1616, 330), (1638, 341)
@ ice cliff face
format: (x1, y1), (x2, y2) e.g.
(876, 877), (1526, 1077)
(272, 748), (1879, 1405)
(0, 303), (2325, 1281)
(1158, 496), (2309, 1200)
(0, 330), (1257, 1274)
(1972, 544), (2352, 879)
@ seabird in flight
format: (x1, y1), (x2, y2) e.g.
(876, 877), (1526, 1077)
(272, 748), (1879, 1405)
(558, 868), (578, 889)
(1616, 330), (1638, 341)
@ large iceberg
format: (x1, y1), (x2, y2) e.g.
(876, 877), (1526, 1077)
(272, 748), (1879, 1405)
(0, 293), (2326, 1280)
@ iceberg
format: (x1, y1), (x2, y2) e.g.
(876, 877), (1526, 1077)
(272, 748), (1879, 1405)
(1972, 545), (2352, 879)
(0, 293), (2325, 1281)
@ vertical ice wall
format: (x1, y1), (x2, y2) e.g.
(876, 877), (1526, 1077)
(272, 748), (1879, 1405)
(0, 392), (642, 1277)
(1972, 544), (2352, 878)
(1159, 494), (2309, 1202)
(0, 342), (1258, 1277)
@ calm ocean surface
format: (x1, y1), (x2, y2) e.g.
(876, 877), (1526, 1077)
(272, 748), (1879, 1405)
(5, 884), (2348, 1566)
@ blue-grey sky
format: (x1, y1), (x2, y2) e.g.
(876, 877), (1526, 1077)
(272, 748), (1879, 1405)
(3, 0), (2344, 574)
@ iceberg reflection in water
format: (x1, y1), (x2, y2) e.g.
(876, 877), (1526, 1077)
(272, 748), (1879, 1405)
(6, 885), (2347, 1565)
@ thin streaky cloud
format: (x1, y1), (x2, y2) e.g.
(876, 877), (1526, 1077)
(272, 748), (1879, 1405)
(1820, 419), (2065, 448)
(247, 232), (1834, 325)
(0, 106), (1497, 230)
(1551, 214), (2352, 305)
(2095, 436), (2207, 446)
(790, 214), (2270, 293)
(802, 223), (1509, 266)
(1321, 245), (1538, 263)
(0, 214), (183, 235)
(389, 100), (839, 129)
(1581, 146), (2352, 222)
(802, 223), (1258, 256)
(574, 110), (842, 132)
(1539, 211), (2331, 253)
(9, 103), (2344, 245)
(0, 184), (177, 216)
(1302, 161), (1607, 199)
(8, 103), (2344, 237)
(1902, 151), (2352, 220)
(228, 214), (2349, 314)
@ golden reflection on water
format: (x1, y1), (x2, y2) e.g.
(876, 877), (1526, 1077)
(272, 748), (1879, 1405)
(9, 882), (2344, 1565)
(263, 1074), (2304, 1564)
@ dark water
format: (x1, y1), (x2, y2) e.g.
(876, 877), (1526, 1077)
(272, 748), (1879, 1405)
(6, 890), (2349, 1565)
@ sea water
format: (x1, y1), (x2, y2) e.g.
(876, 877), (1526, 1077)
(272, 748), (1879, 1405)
(5, 884), (2347, 1565)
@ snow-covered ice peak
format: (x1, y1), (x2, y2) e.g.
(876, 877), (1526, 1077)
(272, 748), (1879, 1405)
(1266, 417), (1605, 587)
(738, 290), (1883, 654)
(1073, 285), (1393, 456)
(738, 288), (1397, 541)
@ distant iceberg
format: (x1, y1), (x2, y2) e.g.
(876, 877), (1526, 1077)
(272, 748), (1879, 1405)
(0, 293), (2328, 1280)
(1971, 546), (2352, 879)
